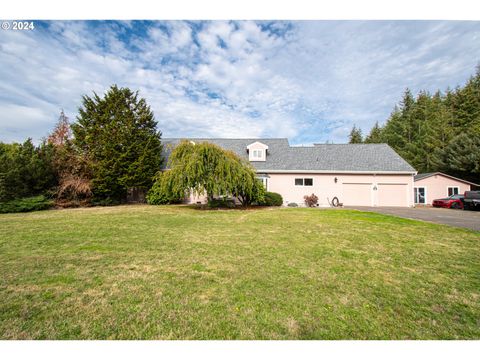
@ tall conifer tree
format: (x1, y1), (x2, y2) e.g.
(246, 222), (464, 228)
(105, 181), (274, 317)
(72, 85), (163, 201)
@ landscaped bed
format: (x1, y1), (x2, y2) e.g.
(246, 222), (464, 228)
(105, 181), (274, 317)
(0, 205), (479, 339)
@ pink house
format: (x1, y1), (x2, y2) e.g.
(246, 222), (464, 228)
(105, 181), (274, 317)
(162, 138), (417, 207)
(413, 172), (479, 205)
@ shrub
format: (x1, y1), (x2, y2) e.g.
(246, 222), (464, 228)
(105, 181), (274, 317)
(56, 175), (92, 207)
(287, 202), (298, 207)
(0, 139), (56, 202)
(91, 198), (122, 207)
(259, 192), (283, 206)
(304, 193), (319, 207)
(207, 198), (236, 209)
(0, 195), (54, 214)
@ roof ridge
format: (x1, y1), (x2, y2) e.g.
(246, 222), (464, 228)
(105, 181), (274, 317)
(415, 172), (479, 186)
(311, 143), (389, 145)
(162, 137), (288, 140)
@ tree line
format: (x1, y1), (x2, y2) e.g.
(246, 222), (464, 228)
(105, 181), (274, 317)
(0, 85), (163, 206)
(0, 85), (266, 209)
(349, 66), (480, 185)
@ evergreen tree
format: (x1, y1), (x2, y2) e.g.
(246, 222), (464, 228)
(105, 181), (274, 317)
(448, 66), (480, 132)
(348, 125), (363, 143)
(381, 107), (408, 158)
(364, 66), (480, 177)
(364, 121), (383, 143)
(72, 85), (163, 202)
(400, 88), (416, 143)
(434, 131), (480, 184)
(0, 139), (56, 201)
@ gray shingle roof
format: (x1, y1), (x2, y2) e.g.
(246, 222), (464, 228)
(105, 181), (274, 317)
(161, 138), (416, 173)
(414, 172), (479, 185)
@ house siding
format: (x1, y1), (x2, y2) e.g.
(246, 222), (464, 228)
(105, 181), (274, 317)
(267, 173), (414, 207)
(182, 173), (414, 207)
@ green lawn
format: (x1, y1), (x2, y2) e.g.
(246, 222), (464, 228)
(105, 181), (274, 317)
(0, 205), (479, 339)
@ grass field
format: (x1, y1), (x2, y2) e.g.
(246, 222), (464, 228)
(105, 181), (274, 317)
(0, 205), (479, 339)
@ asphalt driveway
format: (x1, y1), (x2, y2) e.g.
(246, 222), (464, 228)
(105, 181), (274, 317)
(344, 206), (480, 231)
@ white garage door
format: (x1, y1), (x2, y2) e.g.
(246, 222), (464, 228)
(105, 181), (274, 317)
(342, 183), (372, 206)
(377, 184), (408, 207)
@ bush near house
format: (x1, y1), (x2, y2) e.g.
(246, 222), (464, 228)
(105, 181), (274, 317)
(207, 197), (236, 209)
(259, 191), (283, 206)
(304, 193), (319, 207)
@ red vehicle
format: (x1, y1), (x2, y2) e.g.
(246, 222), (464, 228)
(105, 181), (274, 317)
(432, 194), (464, 209)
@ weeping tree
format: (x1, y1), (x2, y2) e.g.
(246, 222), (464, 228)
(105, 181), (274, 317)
(230, 162), (266, 206)
(146, 170), (185, 205)
(149, 140), (264, 206)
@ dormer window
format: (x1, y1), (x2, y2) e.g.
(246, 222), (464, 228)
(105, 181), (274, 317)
(247, 141), (268, 162)
(252, 150), (262, 159)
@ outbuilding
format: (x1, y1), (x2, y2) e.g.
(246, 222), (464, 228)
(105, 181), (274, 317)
(413, 172), (479, 205)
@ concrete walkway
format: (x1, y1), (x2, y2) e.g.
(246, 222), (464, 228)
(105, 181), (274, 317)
(343, 206), (480, 232)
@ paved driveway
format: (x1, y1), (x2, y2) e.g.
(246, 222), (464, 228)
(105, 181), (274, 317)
(344, 206), (480, 232)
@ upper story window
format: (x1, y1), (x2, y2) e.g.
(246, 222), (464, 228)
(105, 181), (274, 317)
(247, 141), (268, 162)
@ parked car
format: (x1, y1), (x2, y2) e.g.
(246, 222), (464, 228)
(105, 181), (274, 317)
(463, 190), (480, 210)
(432, 194), (464, 209)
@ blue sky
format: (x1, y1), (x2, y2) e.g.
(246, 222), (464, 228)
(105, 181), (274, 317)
(1, 20), (479, 145)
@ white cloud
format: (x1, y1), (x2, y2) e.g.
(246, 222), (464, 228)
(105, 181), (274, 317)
(0, 104), (56, 142)
(0, 20), (479, 145)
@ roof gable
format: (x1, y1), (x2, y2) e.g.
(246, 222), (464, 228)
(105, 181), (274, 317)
(247, 141), (269, 150)
(414, 172), (479, 186)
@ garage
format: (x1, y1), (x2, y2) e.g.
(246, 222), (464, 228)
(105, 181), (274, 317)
(342, 183), (372, 206)
(377, 183), (408, 207)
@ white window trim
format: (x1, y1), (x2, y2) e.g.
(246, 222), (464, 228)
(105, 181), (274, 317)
(253, 150), (262, 158)
(414, 186), (427, 204)
(447, 186), (460, 197)
(249, 148), (265, 161)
